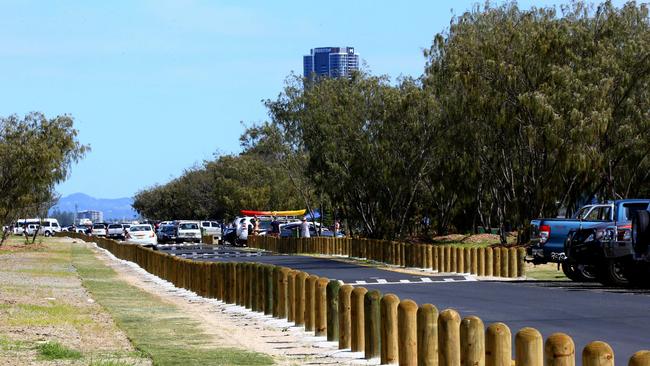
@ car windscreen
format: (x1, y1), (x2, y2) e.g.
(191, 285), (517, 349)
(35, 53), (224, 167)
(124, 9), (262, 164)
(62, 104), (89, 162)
(162, 226), (175, 232)
(130, 225), (151, 232)
(179, 223), (198, 230)
(108, 224), (122, 229)
(93, 224), (105, 229)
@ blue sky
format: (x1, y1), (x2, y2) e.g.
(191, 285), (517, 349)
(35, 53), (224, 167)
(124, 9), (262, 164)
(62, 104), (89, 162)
(0, 0), (626, 199)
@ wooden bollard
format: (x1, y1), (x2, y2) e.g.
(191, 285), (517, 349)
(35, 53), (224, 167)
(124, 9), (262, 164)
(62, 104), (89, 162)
(272, 266), (281, 317)
(493, 248), (501, 277)
(485, 247), (494, 277)
(450, 246), (457, 273)
(486, 322), (511, 366)
(478, 248), (485, 276)
(351, 287), (368, 352)
(460, 316), (484, 366)
(500, 248), (509, 278)
(583, 341), (614, 366)
(295, 272), (307, 326)
(457, 247), (464, 273)
(305, 275), (318, 331)
(544, 333), (575, 366)
(339, 285), (354, 349)
(417, 303), (438, 366)
(327, 280), (341, 341)
(247, 263), (255, 309)
(517, 248), (526, 277)
(264, 265), (274, 316)
(470, 248), (478, 275)
(439, 309), (461, 366)
(315, 277), (329, 336)
(277, 267), (290, 319)
(427, 245), (433, 270)
(237, 263), (244, 306)
(445, 246), (451, 273)
(364, 289), (382, 360)
(629, 351), (650, 366)
(380, 293), (400, 365)
(254, 263), (263, 312)
(515, 327), (543, 366)
(227, 262), (237, 304)
(508, 248), (517, 278)
(399, 299), (418, 366)
(287, 270), (296, 322)
(433, 246), (440, 272)
(464, 247), (471, 274)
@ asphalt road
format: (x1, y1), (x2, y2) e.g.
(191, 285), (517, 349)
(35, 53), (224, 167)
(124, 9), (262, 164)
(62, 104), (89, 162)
(157, 244), (650, 364)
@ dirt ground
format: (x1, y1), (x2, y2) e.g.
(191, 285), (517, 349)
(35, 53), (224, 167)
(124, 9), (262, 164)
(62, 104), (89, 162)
(0, 237), (149, 366)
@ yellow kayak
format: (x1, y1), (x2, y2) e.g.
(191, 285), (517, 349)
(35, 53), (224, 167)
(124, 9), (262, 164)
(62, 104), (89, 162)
(240, 209), (306, 216)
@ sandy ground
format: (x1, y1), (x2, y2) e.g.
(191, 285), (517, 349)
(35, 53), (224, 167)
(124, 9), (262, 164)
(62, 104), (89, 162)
(86, 239), (380, 365)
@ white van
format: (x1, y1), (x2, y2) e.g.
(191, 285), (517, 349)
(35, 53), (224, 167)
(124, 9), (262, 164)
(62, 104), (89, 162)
(39, 218), (61, 237)
(14, 218), (61, 236)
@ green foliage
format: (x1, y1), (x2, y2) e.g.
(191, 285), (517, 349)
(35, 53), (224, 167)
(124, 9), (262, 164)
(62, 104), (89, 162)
(132, 1), (650, 243)
(37, 341), (82, 360)
(0, 112), (88, 244)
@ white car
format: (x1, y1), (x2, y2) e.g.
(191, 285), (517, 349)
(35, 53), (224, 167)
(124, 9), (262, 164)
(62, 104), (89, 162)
(125, 224), (157, 246)
(91, 223), (107, 236)
(176, 221), (201, 243)
(200, 220), (222, 239)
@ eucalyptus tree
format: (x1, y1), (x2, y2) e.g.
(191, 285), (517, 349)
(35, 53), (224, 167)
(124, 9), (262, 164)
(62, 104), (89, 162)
(0, 112), (88, 244)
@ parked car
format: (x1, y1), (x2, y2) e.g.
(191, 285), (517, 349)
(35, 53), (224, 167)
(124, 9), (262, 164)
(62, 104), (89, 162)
(107, 224), (126, 239)
(176, 221), (201, 243)
(279, 222), (342, 238)
(200, 221), (222, 240)
(91, 223), (108, 237)
(563, 201), (650, 286)
(125, 224), (157, 246)
(157, 224), (178, 244)
(528, 200), (650, 281)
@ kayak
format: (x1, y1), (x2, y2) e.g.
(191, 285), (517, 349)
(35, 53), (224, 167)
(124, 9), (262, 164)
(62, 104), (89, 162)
(240, 209), (307, 217)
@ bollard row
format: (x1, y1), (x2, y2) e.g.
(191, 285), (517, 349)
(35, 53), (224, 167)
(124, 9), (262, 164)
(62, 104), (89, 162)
(63, 233), (649, 366)
(248, 235), (526, 279)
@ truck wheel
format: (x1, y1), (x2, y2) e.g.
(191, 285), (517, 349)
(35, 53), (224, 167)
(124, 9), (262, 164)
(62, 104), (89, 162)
(595, 259), (631, 287)
(632, 210), (650, 255)
(44, 231), (52, 237)
(561, 263), (597, 282)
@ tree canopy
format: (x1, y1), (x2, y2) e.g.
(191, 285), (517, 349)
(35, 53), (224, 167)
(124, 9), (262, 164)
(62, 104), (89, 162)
(133, 1), (650, 243)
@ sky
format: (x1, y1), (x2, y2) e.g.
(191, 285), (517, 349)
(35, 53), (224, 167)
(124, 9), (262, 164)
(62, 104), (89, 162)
(0, 0), (628, 199)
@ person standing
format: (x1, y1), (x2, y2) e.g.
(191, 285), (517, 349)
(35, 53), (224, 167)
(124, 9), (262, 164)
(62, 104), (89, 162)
(300, 217), (310, 238)
(271, 216), (280, 238)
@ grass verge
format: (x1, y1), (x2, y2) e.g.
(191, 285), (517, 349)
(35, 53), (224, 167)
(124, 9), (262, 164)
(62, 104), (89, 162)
(71, 243), (274, 366)
(38, 340), (83, 360)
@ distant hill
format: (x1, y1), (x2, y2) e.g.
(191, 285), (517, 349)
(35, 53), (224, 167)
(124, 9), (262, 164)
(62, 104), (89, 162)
(50, 193), (138, 220)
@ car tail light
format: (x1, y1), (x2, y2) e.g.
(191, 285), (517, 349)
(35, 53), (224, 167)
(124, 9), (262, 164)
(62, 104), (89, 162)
(150, 232), (155, 238)
(539, 225), (551, 244)
(617, 224), (632, 241)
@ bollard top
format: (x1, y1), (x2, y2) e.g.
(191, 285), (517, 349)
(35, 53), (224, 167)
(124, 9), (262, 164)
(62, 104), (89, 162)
(545, 333), (575, 359)
(381, 293), (400, 305)
(352, 287), (368, 296)
(487, 322), (511, 337)
(365, 289), (382, 301)
(439, 308), (461, 322)
(461, 315), (484, 327)
(418, 303), (439, 315)
(515, 327), (542, 342)
(339, 284), (354, 294)
(582, 341), (613, 363)
(629, 350), (650, 366)
(398, 299), (418, 312)
(317, 277), (330, 286)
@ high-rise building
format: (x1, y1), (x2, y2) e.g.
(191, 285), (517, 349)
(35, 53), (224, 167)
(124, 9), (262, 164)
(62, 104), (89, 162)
(303, 47), (359, 78)
(77, 210), (103, 223)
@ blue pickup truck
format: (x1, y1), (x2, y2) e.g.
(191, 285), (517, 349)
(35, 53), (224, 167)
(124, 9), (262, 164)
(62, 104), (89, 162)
(529, 199), (650, 281)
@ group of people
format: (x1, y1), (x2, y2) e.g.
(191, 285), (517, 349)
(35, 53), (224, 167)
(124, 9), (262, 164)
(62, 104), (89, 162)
(250, 215), (342, 238)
